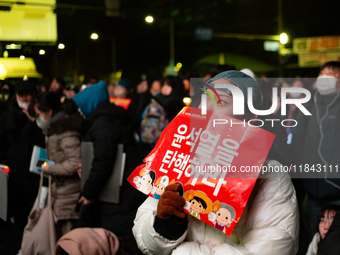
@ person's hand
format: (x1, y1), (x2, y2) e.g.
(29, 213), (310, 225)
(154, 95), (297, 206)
(78, 196), (94, 206)
(60, 96), (66, 103)
(75, 163), (82, 178)
(157, 183), (186, 219)
(22, 108), (36, 122)
(41, 162), (49, 173)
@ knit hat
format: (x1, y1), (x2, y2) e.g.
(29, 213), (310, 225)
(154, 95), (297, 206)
(15, 80), (36, 94)
(72, 80), (109, 118)
(117, 79), (131, 90)
(55, 228), (119, 255)
(240, 68), (256, 80)
(206, 70), (262, 110)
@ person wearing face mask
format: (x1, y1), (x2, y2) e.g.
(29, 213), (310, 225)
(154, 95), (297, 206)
(33, 92), (83, 239)
(288, 61), (340, 241)
(0, 80), (45, 250)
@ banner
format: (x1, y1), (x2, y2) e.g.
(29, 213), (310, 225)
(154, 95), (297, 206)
(128, 107), (275, 236)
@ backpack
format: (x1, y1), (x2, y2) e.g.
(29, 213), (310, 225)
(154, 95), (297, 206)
(140, 99), (169, 144)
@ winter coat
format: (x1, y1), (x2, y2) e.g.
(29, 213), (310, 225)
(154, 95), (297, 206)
(46, 113), (82, 221)
(0, 97), (45, 223)
(306, 233), (320, 255)
(0, 97), (45, 177)
(82, 101), (146, 237)
(133, 160), (299, 255)
(290, 92), (340, 199)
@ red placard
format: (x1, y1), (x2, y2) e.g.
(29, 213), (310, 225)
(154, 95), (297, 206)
(110, 97), (132, 110)
(0, 165), (10, 175)
(128, 107), (275, 236)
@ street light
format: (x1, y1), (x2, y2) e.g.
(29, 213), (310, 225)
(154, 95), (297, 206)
(20, 55), (25, 60)
(280, 33), (288, 44)
(145, 16), (154, 23)
(91, 33), (98, 40)
(58, 43), (65, 49)
(39, 49), (45, 55)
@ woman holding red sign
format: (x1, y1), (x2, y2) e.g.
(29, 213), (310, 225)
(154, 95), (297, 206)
(132, 71), (299, 255)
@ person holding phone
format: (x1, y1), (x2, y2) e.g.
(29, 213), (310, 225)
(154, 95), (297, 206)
(34, 92), (82, 239)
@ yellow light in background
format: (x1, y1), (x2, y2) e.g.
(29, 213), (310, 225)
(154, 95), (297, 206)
(3, 51), (8, 58)
(91, 33), (98, 40)
(116, 70), (123, 79)
(23, 75), (28, 81)
(58, 43), (65, 49)
(145, 16), (154, 23)
(5, 44), (21, 50)
(176, 62), (182, 69)
(39, 49), (45, 55)
(280, 33), (288, 44)
(183, 97), (192, 106)
(20, 55), (25, 60)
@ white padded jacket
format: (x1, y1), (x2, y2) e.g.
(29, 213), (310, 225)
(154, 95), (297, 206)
(133, 160), (299, 255)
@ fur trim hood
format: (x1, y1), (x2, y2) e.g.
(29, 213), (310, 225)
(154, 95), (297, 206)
(48, 112), (83, 136)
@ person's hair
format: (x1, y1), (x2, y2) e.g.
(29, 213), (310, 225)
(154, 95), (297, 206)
(161, 76), (185, 98)
(147, 171), (156, 185)
(36, 92), (61, 115)
(180, 70), (199, 80)
(62, 98), (79, 115)
(53, 76), (66, 88)
(219, 203), (236, 227)
(89, 75), (99, 83)
(190, 196), (207, 210)
(316, 204), (340, 231)
(320, 61), (340, 73)
(58, 246), (69, 255)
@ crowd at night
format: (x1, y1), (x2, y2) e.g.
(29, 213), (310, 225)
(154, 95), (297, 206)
(1, 0), (340, 255)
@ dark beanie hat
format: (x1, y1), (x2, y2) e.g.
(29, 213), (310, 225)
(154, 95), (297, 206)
(118, 79), (131, 90)
(16, 80), (36, 93)
(206, 70), (262, 110)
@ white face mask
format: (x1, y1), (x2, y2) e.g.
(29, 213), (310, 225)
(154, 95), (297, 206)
(289, 92), (302, 98)
(36, 114), (49, 129)
(17, 99), (29, 109)
(315, 74), (338, 95)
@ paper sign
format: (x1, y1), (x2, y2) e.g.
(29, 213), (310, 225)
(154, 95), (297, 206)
(128, 107), (275, 236)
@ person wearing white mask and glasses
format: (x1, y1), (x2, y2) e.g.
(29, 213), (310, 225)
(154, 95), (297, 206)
(0, 79), (45, 252)
(288, 61), (340, 248)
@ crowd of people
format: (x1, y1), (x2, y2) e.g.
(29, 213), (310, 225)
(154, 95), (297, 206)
(0, 62), (339, 255)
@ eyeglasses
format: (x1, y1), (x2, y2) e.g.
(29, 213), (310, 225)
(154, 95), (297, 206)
(320, 218), (334, 226)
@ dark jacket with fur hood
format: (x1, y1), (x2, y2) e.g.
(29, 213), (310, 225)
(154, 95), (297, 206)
(46, 112), (82, 221)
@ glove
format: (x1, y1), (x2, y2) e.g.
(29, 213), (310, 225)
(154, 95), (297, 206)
(157, 183), (186, 219)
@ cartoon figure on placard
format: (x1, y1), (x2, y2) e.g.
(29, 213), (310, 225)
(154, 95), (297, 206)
(133, 168), (156, 195)
(152, 177), (175, 199)
(183, 190), (213, 220)
(208, 201), (236, 233)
